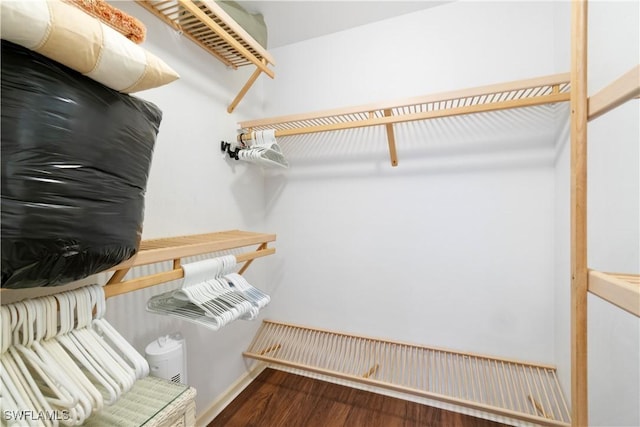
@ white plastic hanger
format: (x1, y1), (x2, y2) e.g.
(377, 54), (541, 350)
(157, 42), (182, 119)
(18, 299), (62, 427)
(74, 289), (133, 382)
(0, 284), (155, 424)
(1, 306), (12, 353)
(147, 255), (269, 330)
(7, 302), (83, 425)
(37, 294), (104, 414)
(1, 373), (29, 427)
(6, 347), (57, 427)
(147, 292), (226, 330)
(0, 355), (41, 427)
(148, 256), (232, 329)
(190, 277), (252, 322)
(53, 292), (120, 405)
(89, 285), (149, 379)
(1, 304), (42, 427)
(70, 290), (135, 394)
(238, 129), (289, 169)
(19, 298), (94, 425)
(225, 273), (270, 320)
(179, 257), (253, 323)
(0, 307), (34, 427)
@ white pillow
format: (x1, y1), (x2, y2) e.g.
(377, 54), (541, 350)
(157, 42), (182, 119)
(1, 0), (179, 93)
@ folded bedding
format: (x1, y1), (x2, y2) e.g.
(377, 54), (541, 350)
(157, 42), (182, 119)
(215, 0), (268, 48)
(0, 0), (179, 93)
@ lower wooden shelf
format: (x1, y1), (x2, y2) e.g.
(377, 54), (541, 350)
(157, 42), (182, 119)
(588, 270), (640, 317)
(104, 230), (276, 298)
(244, 320), (571, 426)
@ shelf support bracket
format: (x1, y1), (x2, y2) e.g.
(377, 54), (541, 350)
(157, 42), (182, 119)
(238, 242), (267, 274)
(383, 109), (398, 167)
(104, 243), (275, 298)
(228, 61), (267, 114)
(107, 267), (131, 285)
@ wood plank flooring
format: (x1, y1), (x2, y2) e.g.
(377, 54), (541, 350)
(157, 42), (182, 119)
(209, 368), (512, 427)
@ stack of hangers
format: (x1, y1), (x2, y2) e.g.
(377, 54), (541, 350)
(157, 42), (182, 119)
(238, 129), (289, 169)
(1, 284), (148, 426)
(146, 255), (270, 331)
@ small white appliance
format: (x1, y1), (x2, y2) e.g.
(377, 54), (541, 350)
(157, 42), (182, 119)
(145, 333), (187, 384)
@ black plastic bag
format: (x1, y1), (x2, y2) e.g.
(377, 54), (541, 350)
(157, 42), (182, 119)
(1, 40), (162, 288)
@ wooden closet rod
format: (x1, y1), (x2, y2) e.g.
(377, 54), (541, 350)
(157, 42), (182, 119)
(104, 243), (275, 299)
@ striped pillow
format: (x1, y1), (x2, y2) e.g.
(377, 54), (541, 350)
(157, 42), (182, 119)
(1, 0), (179, 93)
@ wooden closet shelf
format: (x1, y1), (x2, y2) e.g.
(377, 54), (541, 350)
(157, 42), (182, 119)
(588, 65), (640, 121)
(239, 73), (570, 135)
(238, 73), (570, 166)
(244, 320), (571, 427)
(136, 0), (275, 113)
(104, 230), (276, 298)
(588, 270), (640, 317)
(107, 230), (275, 270)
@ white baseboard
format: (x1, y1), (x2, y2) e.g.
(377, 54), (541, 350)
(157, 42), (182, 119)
(196, 363), (267, 427)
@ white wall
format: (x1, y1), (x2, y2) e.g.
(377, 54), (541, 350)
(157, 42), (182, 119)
(99, 1), (639, 424)
(102, 1), (270, 418)
(552, 0), (572, 410)
(586, 1), (639, 425)
(262, 1), (559, 365)
(553, 1), (640, 425)
(262, 1), (557, 115)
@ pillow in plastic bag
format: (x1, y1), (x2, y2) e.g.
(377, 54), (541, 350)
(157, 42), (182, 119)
(1, 40), (162, 289)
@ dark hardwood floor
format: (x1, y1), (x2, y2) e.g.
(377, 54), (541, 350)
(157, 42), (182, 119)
(209, 368), (511, 427)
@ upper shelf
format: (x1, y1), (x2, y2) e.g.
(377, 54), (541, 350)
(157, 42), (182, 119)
(588, 270), (640, 317)
(104, 230), (276, 298)
(238, 73), (570, 166)
(239, 73), (571, 135)
(588, 65), (640, 121)
(585, 65), (640, 318)
(136, 0), (275, 113)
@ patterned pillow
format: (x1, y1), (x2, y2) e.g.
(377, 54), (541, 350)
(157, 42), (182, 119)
(1, 0), (179, 93)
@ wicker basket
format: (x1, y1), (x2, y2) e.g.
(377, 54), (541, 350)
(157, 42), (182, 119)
(84, 376), (196, 427)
